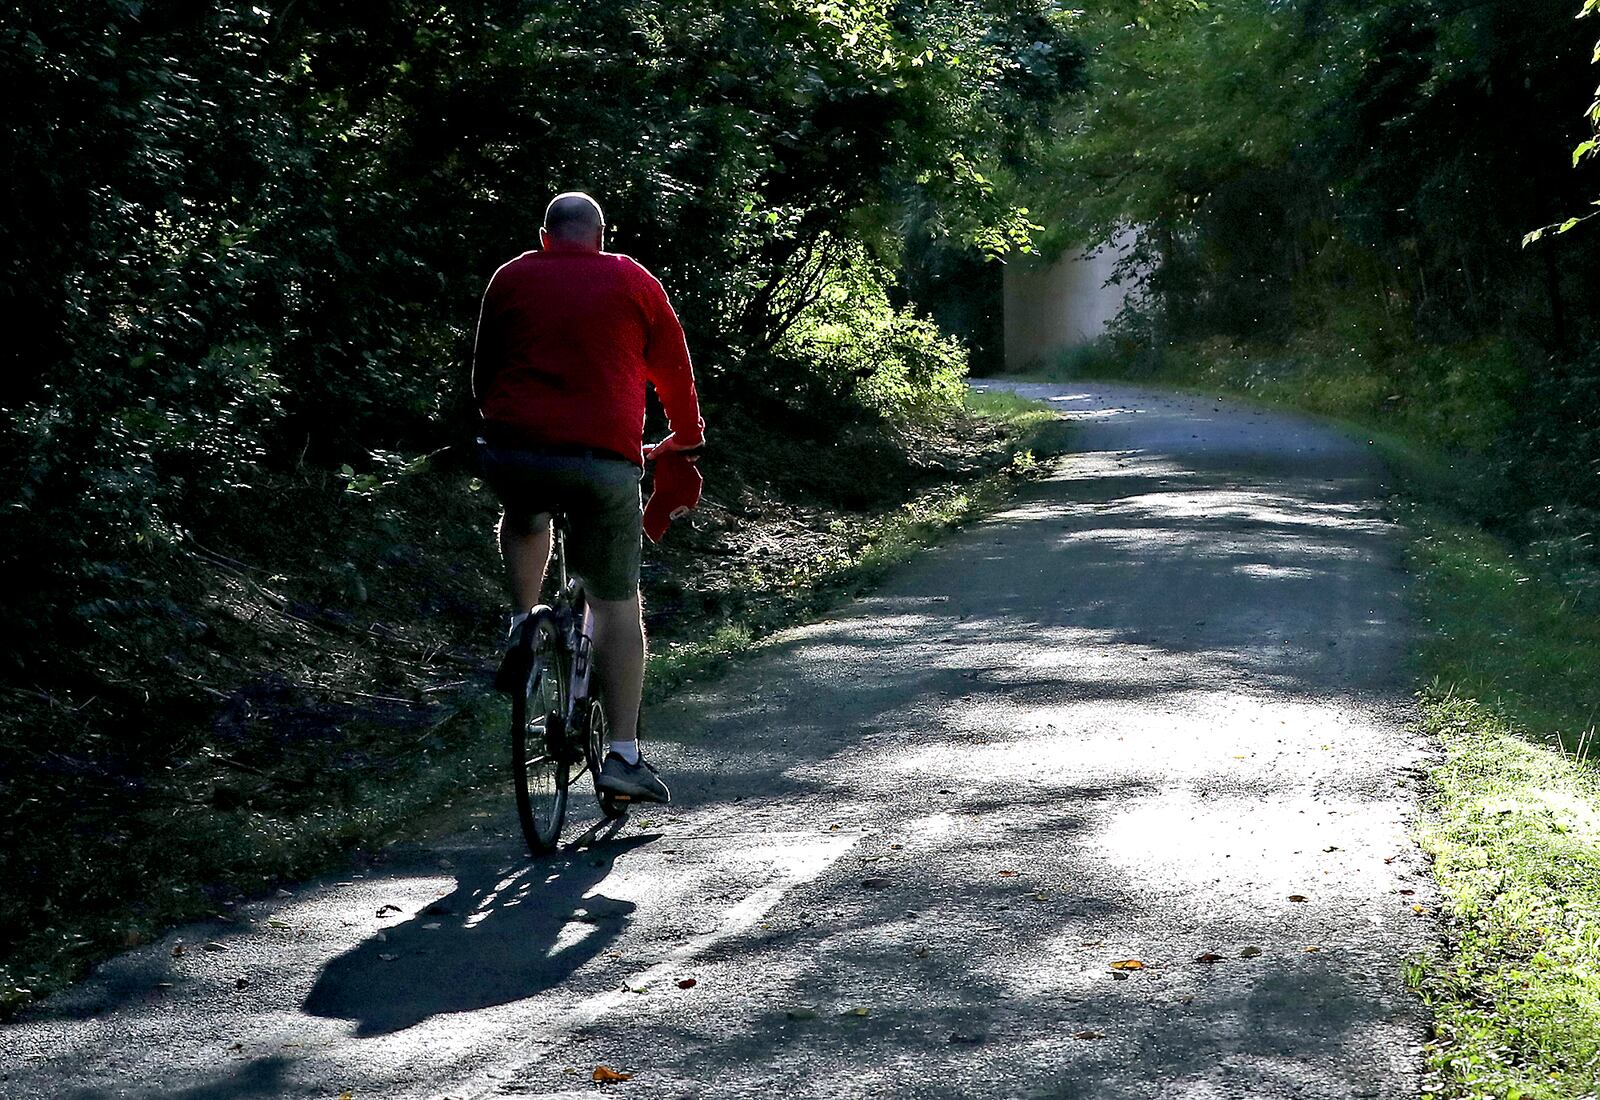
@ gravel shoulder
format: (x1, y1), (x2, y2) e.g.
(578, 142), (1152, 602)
(0, 381), (1435, 1100)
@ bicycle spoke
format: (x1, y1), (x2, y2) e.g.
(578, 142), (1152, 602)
(512, 614), (572, 855)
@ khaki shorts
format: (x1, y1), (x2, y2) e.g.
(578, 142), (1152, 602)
(477, 445), (643, 600)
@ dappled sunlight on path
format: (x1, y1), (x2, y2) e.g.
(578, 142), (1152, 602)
(0, 383), (1430, 1100)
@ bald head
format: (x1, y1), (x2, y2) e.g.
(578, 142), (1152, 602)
(542, 191), (604, 248)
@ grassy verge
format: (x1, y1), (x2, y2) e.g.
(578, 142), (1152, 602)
(646, 389), (1065, 695)
(0, 388), (1067, 1018)
(1028, 339), (1600, 1096)
(1409, 513), (1600, 1099)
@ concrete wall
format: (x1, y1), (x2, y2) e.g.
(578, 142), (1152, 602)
(1003, 229), (1139, 373)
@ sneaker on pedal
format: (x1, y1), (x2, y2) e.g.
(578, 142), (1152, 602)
(494, 618), (535, 694)
(596, 752), (671, 804)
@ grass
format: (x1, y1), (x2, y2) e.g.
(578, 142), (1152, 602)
(1410, 512), (1600, 758)
(1031, 334), (1600, 1096)
(644, 388), (1069, 696)
(1407, 513), (1600, 1098)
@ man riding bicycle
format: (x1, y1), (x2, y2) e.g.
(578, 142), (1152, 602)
(471, 191), (704, 805)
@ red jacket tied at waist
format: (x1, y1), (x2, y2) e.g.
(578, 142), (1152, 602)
(470, 241), (704, 465)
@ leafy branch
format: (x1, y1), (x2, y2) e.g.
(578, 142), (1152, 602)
(1525, 0), (1600, 245)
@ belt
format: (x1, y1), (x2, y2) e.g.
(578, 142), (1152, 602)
(476, 430), (637, 468)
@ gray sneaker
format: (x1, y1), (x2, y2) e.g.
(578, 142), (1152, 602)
(596, 752), (671, 804)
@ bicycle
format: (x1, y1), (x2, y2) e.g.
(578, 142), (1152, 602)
(508, 514), (628, 855)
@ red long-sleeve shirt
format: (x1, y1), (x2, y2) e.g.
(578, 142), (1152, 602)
(471, 241), (704, 465)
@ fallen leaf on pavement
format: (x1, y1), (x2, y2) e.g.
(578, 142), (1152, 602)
(1074, 1030), (1105, 1040)
(1194, 952), (1225, 964)
(592, 1066), (632, 1083)
(171, 943), (186, 958)
(1240, 946), (1263, 958)
(842, 1007), (870, 1017)
(1304, 946), (1321, 953)
(998, 870), (1019, 878)
(1287, 895), (1309, 903)
(1034, 893), (1049, 902)
(1109, 959), (1144, 971)
(677, 978), (697, 989)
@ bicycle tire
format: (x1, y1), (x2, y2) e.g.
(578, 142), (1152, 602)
(512, 612), (570, 854)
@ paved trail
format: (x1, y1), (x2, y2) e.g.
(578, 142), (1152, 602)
(2, 382), (1435, 1099)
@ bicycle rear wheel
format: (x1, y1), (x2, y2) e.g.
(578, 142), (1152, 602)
(586, 697), (628, 821)
(511, 613), (570, 854)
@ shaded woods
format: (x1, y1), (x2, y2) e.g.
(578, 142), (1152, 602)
(0, 1), (1079, 1006)
(1042, 0), (1600, 578)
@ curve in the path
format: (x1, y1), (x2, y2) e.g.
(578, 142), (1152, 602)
(0, 382), (1434, 1100)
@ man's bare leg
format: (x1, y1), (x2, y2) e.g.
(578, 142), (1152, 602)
(499, 511), (551, 615)
(589, 590), (645, 748)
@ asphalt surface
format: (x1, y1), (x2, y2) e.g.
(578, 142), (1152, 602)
(2, 381), (1436, 1099)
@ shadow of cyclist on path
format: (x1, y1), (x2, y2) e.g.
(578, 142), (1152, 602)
(303, 826), (655, 1036)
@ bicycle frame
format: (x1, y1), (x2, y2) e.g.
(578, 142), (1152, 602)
(550, 521), (597, 737)
(510, 514), (629, 855)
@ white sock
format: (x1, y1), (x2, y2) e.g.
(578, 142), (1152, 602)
(508, 609), (530, 637)
(609, 739), (640, 765)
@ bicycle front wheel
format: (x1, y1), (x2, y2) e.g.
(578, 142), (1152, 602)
(511, 613), (570, 854)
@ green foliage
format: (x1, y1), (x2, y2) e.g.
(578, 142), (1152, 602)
(1414, 690), (1600, 1099)
(776, 249), (969, 423)
(1412, 512), (1600, 753)
(1523, 0), (1600, 243)
(1043, 0), (1600, 341)
(0, 0), (1084, 1012)
(0, 0), (1083, 682)
(1027, 0), (1600, 592)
